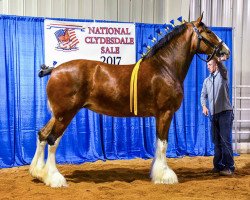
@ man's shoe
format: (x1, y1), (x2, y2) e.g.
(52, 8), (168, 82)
(220, 169), (234, 176)
(211, 168), (220, 173)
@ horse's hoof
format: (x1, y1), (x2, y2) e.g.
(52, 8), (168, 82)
(29, 167), (43, 181)
(29, 163), (45, 181)
(44, 171), (68, 188)
(152, 167), (178, 184)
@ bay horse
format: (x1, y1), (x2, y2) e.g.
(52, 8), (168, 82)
(30, 14), (230, 187)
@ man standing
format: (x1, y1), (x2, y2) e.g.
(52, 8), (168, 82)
(200, 55), (235, 176)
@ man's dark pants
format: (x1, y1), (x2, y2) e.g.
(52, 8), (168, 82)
(211, 110), (235, 171)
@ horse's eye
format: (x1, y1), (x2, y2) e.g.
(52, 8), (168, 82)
(207, 30), (212, 34)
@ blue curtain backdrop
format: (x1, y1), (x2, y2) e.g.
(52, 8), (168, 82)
(0, 15), (233, 168)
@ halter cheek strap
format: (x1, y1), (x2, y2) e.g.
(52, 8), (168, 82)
(191, 23), (223, 63)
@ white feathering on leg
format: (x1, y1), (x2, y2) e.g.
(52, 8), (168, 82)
(41, 136), (68, 187)
(151, 139), (178, 184)
(29, 138), (47, 180)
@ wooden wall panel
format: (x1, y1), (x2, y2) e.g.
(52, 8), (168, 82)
(51, 0), (66, 18)
(117, 0), (130, 22)
(37, 0), (52, 17)
(78, 0), (93, 19)
(93, 0), (105, 20)
(104, 0), (117, 21)
(66, 0), (78, 18)
(142, 0), (154, 23)
(130, 0), (142, 22)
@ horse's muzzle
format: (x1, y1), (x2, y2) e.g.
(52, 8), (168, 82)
(216, 42), (230, 60)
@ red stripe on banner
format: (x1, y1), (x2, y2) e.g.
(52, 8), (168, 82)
(72, 40), (79, 44)
(68, 30), (76, 35)
(67, 29), (79, 47)
(71, 40), (79, 45)
(71, 39), (79, 44)
(70, 41), (79, 47)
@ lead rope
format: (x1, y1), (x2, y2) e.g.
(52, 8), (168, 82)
(130, 59), (142, 115)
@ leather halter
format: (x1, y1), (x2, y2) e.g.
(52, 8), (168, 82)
(191, 23), (223, 62)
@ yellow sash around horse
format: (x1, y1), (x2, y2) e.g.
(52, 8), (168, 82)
(130, 59), (142, 115)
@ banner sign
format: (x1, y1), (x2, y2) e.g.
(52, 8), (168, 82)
(44, 20), (136, 67)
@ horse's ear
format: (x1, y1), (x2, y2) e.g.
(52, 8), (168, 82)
(196, 12), (204, 25)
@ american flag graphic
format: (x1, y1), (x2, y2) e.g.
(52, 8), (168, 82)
(54, 28), (79, 50)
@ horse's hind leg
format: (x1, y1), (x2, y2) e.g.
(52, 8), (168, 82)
(151, 111), (178, 184)
(40, 112), (77, 187)
(35, 72), (82, 187)
(29, 118), (55, 180)
(38, 117), (56, 141)
(42, 136), (67, 187)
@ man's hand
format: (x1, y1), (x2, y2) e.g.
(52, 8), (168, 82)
(219, 54), (227, 61)
(202, 105), (209, 116)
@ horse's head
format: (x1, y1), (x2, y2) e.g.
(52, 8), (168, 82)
(190, 13), (230, 62)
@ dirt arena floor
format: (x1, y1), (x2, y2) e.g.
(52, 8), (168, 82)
(0, 154), (249, 200)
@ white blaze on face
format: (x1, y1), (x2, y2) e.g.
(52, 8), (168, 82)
(214, 33), (230, 53)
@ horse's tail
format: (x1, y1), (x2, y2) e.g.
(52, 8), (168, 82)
(38, 64), (54, 77)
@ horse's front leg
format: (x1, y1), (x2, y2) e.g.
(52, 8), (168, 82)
(151, 110), (178, 184)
